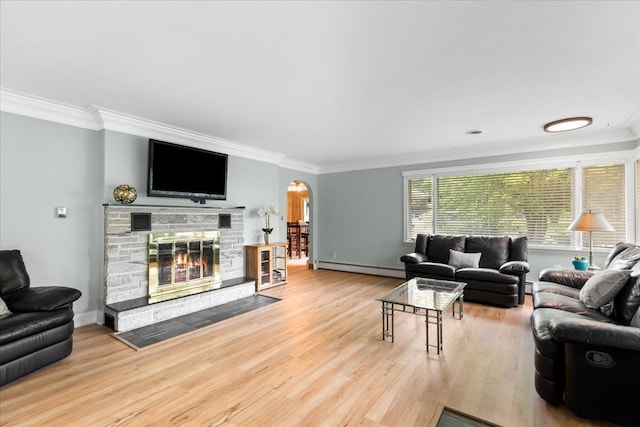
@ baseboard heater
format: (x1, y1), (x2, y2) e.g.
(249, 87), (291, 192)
(316, 261), (405, 279)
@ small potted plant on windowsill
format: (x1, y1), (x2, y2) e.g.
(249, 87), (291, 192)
(572, 256), (589, 271)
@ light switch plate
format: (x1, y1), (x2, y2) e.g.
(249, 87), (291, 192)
(56, 207), (67, 218)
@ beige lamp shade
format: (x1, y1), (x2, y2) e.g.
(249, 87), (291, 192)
(567, 210), (615, 232)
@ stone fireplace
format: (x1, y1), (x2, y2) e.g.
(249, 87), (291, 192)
(103, 205), (254, 332)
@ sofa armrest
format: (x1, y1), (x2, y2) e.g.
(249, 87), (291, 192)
(549, 317), (640, 353)
(400, 253), (428, 264)
(3, 286), (82, 312)
(538, 268), (595, 289)
(500, 261), (530, 275)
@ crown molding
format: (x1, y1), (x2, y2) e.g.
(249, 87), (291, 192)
(3, 87), (638, 174)
(623, 107), (640, 138)
(0, 88), (100, 130)
(0, 88), (289, 165)
(87, 106), (288, 165)
(317, 126), (638, 174)
(278, 157), (319, 174)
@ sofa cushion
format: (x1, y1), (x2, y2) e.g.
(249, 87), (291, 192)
(532, 281), (581, 299)
(603, 243), (638, 269)
(427, 235), (465, 264)
(579, 269), (631, 309)
(607, 246), (640, 271)
(0, 309), (74, 345)
(0, 250), (30, 295)
(509, 236), (528, 262)
(0, 321), (74, 365)
(465, 236), (509, 270)
(533, 292), (613, 321)
(448, 250), (481, 269)
(407, 262), (456, 279)
(613, 264), (640, 324)
(414, 234), (429, 256)
(455, 267), (519, 285)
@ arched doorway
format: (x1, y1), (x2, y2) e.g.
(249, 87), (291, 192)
(286, 180), (310, 268)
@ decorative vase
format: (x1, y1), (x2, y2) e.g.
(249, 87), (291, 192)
(572, 259), (588, 271)
(264, 233), (270, 245)
(113, 185), (137, 204)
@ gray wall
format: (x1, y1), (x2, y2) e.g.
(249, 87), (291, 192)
(0, 112), (102, 320)
(316, 140), (639, 280)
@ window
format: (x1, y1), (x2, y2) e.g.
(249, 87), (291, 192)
(405, 161), (628, 249)
(406, 177), (432, 239)
(582, 164), (626, 247)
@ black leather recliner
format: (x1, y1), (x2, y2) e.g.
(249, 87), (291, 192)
(530, 243), (640, 426)
(0, 250), (82, 386)
(401, 234), (529, 307)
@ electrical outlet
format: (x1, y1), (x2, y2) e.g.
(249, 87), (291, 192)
(332, 251), (337, 259)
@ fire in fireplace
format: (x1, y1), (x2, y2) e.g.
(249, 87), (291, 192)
(148, 231), (221, 303)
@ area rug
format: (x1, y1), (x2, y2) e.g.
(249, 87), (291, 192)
(437, 407), (499, 427)
(113, 294), (281, 350)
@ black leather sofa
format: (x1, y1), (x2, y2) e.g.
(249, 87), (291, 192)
(0, 250), (82, 386)
(530, 242), (640, 426)
(401, 234), (529, 307)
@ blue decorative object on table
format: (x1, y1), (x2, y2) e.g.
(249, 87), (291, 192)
(572, 258), (589, 271)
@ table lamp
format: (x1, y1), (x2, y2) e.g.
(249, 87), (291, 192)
(567, 210), (614, 270)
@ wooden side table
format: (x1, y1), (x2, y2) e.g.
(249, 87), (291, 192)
(246, 242), (288, 291)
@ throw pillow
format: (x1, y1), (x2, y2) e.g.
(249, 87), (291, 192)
(579, 269), (632, 309)
(0, 296), (11, 320)
(448, 250), (481, 269)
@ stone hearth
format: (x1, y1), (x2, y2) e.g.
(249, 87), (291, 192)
(103, 205), (253, 331)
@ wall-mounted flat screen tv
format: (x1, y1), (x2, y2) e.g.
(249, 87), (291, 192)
(147, 139), (228, 202)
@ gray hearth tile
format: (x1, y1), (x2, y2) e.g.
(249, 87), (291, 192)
(116, 295), (280, 349)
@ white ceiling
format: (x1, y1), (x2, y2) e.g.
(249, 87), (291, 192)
(1, 1), (639, 172)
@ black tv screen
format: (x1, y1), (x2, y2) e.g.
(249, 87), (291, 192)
(147, 139), (228, 202)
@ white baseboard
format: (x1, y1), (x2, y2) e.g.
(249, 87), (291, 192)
(74, 310), (99, 327)
(317, 261), (405, 278)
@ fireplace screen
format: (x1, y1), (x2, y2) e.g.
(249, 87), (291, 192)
(148, 231), (221, 303)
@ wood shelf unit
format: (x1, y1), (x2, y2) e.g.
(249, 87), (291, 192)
(246, 242), (288, 291)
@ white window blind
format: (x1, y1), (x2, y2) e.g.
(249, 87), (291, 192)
(407, 177), (432, 239)
(582, 164), (626, 248)
(434, 168), (574, 245)
(406, 161), (631, 248)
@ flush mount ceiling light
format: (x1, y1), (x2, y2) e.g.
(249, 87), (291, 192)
(543, 116), (593, 133)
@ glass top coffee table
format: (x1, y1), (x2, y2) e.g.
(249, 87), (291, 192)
(376, 277), (466, 354)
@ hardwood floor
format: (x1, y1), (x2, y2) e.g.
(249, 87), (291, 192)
(0, 266), (617, 426)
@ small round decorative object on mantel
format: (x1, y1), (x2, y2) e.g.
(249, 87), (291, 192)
(113, 185), (137, 204)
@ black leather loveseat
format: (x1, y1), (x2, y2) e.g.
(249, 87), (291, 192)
(530, 242), (640, 426)
(401, 234), (529, 307)
(0, 250), (82, 386)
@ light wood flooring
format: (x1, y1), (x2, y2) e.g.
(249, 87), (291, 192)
(0, 266), (617, 426)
